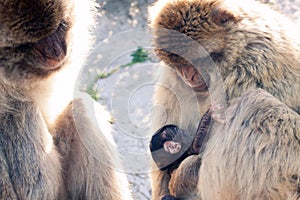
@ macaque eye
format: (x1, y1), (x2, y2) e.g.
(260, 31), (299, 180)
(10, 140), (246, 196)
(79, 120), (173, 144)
(211, 9), (236, 25)
(220, 18), (229, 24)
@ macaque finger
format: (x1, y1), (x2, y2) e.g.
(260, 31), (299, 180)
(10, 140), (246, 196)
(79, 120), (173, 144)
(211, 113), (225, 124)
(210, 100), (224, 112)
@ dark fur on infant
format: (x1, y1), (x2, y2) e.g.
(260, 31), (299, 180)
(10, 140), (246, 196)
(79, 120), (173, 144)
(150, 109), (211, 171)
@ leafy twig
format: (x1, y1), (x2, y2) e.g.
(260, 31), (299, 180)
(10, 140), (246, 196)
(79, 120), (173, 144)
(86, 47), (149, 101)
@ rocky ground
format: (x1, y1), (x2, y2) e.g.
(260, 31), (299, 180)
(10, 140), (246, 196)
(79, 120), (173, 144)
(78, 1), (300, 199)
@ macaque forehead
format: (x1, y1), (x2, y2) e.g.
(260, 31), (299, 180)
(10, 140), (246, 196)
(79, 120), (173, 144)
(0, 0), (73, 47)
(150, 0), (240, 34)
(150, 0), (244, 62)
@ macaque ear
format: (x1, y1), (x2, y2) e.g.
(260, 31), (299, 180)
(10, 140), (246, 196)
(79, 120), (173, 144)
(211, 9), (237, 25)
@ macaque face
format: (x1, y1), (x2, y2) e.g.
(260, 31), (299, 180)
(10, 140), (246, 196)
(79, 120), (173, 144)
(154, 42), (209, 92)
(28, 23), (68, 69)
(151, 0), (240, 94)
(0, 0), (72, 81)
(164, 141), (182, 154)
(175, 64), (208, 92)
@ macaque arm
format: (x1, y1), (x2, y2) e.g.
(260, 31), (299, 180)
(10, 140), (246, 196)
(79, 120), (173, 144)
(0, 151), (18, 199)
(199, 89), (300, 199)
(169, 155), (201, 199)
(53, 93), (132, 200)
(191, 100), (225, 154)
(0, 98), (62, 199)
(150, 66), (209, 199)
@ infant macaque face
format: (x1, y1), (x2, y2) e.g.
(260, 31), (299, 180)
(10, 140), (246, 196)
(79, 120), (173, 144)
(164, 141), (182, 154)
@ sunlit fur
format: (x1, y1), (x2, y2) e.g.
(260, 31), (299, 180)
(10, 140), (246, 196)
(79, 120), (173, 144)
(0, 0), (132, 199)
(200, 89), (300, 200)
(149, 0), (300, 199)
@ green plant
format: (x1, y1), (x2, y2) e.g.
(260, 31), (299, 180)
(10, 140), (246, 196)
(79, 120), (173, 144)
(130, 47), (148, 65)
(86, 84), (100, 101)
(86, 47), (149, 101)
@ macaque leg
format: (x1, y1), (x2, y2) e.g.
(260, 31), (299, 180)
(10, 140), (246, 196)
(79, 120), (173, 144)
(168, 155), (201, 200)
(151, 167), (173, 200)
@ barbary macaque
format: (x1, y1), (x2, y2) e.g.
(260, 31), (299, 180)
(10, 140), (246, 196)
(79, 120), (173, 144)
(150, 102), (224, 171)
(0, 0), (132, 199)
(149, 0), (300, 199)
(150, 103), (224, 200)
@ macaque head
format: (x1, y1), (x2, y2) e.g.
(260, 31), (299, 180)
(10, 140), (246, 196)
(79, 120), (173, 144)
(0, 0), (74, 82)
(150, 0), (240, 92)
(150, 124), (193, 170)
(150, 0), (239, 53)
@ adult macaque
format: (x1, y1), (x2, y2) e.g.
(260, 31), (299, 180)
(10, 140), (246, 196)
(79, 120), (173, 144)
(0, 0), (132, 199)
(149, 0), (300, 199)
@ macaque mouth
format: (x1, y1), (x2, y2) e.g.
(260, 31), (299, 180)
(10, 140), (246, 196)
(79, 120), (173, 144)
(31, 25), (67, 69)
(182, 65), (210, 92)
(191, 83), (209, 92)
(158, 51), (210, 92)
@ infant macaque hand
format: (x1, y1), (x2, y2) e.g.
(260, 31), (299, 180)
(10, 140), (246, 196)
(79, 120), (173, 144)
(210, 100), (225, 124)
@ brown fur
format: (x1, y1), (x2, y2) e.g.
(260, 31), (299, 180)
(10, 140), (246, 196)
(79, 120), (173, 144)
(52, 94), (132, 199)
(169, 155), (201, 199)
(0, 83), (63, 199)
(0, 0), (132, 199)
(149, 0), (300, 199)
(200, 88), (300, 200)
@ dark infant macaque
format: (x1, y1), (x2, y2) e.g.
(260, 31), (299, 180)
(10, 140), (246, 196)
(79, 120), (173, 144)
(150, 102), (224, 171)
